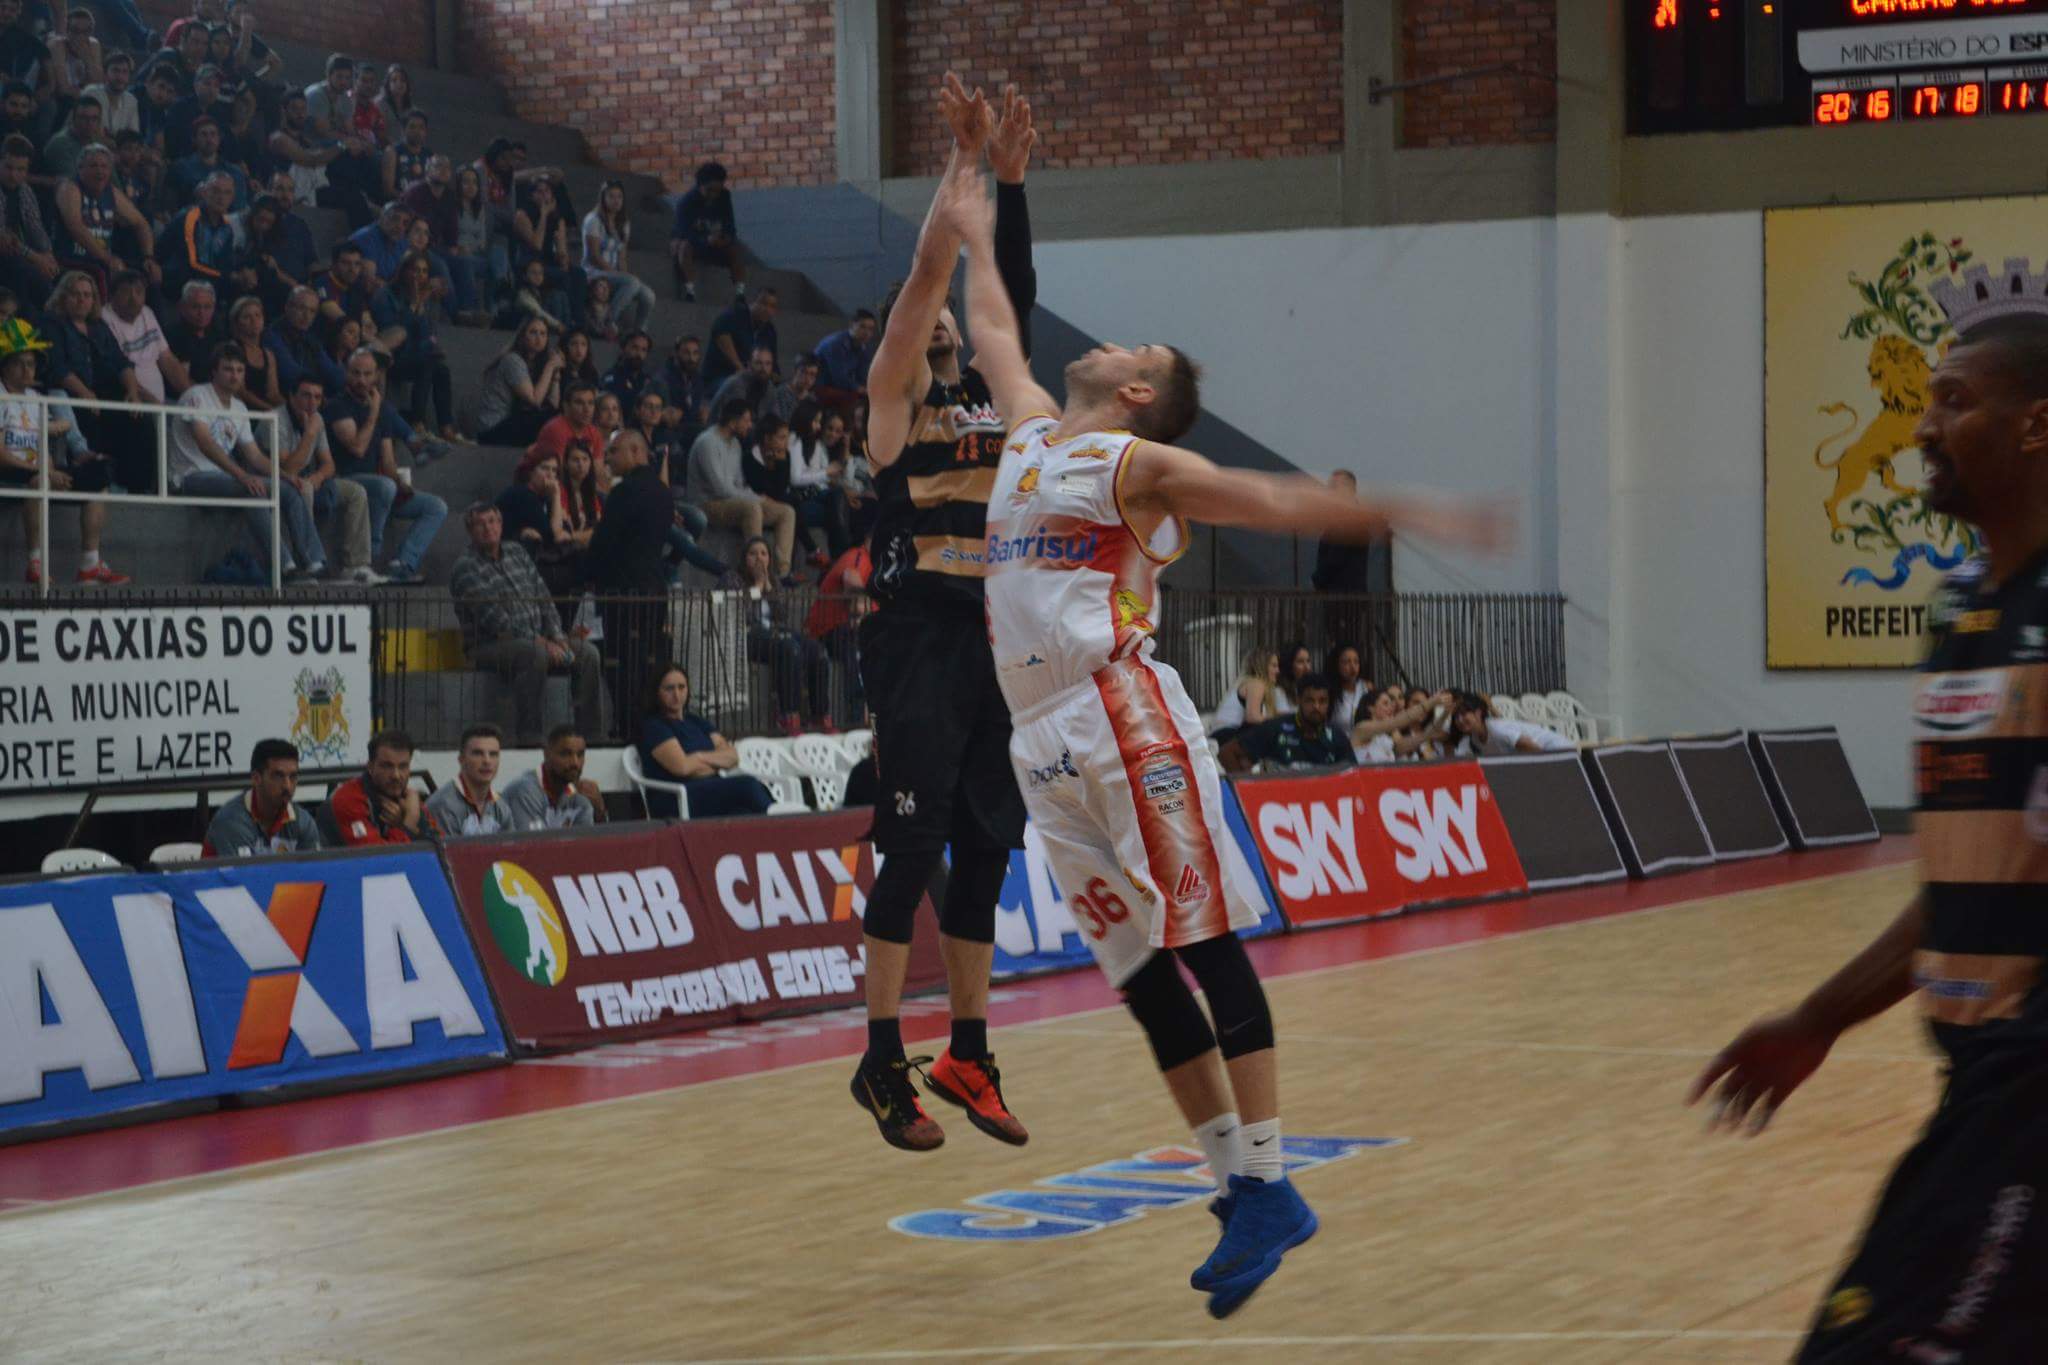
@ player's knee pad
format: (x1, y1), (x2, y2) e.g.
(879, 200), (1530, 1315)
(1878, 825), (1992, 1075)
(1175, 934), (1273, 1059)
(1120, 951), (1217, 1072)
(937, 845), (1007, 945)
(864, 848), (940, 946)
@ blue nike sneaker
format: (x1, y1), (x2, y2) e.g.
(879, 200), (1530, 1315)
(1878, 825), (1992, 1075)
(1190, 1174), (1318, 1316)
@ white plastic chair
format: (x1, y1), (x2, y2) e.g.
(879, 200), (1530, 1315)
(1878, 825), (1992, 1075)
(1181, 613), (1256, 711)
(150, 842), (205, 865)
(41, 847), (121, 874)
(790, 733), (852, 777)
(1490, 695), (1521, 722)
(807, 771), (847, 811)
(841, 728), (874, 763)
(622, 745), (692, 819)
(734, 736), (796, 780)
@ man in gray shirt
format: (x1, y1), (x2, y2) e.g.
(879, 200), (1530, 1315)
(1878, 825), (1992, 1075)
(502, 724), (607, 830)
(449, 501), (603, 745)
(689, 396), (793, 577)
(424, 723), (513, 836)
(203, 738), (323, 857)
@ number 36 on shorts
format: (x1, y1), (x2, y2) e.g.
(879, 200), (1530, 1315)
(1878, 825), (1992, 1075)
(1072, 877), (1133, 940)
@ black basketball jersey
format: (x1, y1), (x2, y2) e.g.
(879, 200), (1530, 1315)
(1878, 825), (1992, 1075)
(867, 366), (1007, 613)
(1914, 547), (2048, 1059)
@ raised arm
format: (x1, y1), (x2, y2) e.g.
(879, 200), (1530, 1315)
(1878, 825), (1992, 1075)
(987, 85), (1038, 357)
(940, 159), (1057, 426)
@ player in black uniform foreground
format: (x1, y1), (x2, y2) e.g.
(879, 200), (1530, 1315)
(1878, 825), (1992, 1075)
(847, 76), (1038, 1151)
(1691, 301), (2048, 1359)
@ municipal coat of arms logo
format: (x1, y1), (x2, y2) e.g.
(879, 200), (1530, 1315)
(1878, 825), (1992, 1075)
(292, 666), (349, 764)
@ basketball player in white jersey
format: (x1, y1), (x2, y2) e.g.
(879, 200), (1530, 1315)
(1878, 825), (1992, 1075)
(925, 141), (1509, 1316)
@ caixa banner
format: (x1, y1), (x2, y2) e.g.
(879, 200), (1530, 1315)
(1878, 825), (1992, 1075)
(1234, 761), (1528, 927)
(991, 781), (1286, 979)
(0, 849), (506, 1140)
(442, 815), (944, 1052)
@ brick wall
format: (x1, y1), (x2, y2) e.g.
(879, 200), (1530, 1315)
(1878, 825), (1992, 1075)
(458, 0), (837, 190)
(1400, 0), (1555, 147)
(136, 0), (432, 65)
(890, 0), (1343, 176)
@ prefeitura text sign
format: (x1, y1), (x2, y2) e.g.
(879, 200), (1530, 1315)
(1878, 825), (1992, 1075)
(0, 605), (370, 790)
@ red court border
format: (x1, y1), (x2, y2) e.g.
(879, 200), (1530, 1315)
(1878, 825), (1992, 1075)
(0, 837), (1914, 1208)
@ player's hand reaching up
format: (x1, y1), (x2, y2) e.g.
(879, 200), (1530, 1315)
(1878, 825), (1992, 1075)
(940, 72), (993, 157)
(931, 152), (992, 245)
(1687, 1009), (1837, 1137)
(989, 84), (1036, 182)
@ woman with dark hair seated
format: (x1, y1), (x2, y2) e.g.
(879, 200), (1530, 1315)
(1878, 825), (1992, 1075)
(636, 664), (774, 818)
(1323, 641), (1370, 732)
(370, 248), (458, 441)
(737, 533), (835, 735)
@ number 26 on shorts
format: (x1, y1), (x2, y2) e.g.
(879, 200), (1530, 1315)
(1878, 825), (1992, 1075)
(1072, 877), (1131, 940)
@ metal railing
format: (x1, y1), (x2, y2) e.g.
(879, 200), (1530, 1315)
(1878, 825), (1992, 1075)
(0, 391), (285, 596)
(1155, 588), (1567, 712)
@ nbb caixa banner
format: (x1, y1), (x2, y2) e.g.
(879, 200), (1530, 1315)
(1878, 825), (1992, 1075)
(443, 814), (945, 1051)
(0, 605), (371, 791)
(0, 849), (506, 1138)
(1235, 761), (1527, 927)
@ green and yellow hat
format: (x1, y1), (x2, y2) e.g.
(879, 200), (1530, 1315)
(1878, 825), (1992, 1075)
(0, 317), (50, 360)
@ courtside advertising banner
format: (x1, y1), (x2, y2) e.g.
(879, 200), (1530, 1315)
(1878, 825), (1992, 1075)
(991, 783), (1285, 979)
(0, 604), (371, 792)
(1234, 762), (1528, 928)
(445, 815), (941, 1051)
(0, 849), (505, 1139)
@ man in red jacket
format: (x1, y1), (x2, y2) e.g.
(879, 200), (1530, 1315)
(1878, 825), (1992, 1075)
(325, 729), (438, 845)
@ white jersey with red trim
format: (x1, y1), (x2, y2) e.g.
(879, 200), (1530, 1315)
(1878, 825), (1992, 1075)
(984, 415), (1186, 713)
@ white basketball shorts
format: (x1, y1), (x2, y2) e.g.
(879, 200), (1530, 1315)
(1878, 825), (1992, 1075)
(1008, 653), (1264, 988)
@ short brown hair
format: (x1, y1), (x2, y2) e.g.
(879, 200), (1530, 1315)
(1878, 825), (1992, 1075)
(1135, 346), (1201, 444)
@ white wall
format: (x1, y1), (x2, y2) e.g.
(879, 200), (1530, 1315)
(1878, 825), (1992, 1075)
(1036, 222), (1558, 595)
(1036, 214), (1918, 808)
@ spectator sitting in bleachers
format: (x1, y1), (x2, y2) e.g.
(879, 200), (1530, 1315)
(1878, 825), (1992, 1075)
(163, 0), (225, 55)
(708, 339), (774, 423)
(136, 65), (180, 154)
(558, 324), (598, 387)
(45, 267), (153, 492)
(48, 6), (103, 105)
(80, 50), (137, 136)
(53, 143), (157, 291)
(1351, 685), (1450, 763)
(41, 92), (102, 181)
(806, 540), (870, 718)
(657, 331), (706, 425)
(1274, 639), (1311, 716)
(592, 389), (621, 442)
(581, 178), (651, 335)
(576, 273), (616, 341)
(202, 738), (323, 857)
(347, 198), (408, 285)
(495, 445), (578, 598)
(1220, 672), (1353, 774)
(498, 253), (566, 333)
(743, 412), (822, 567)
(475, 314), (559, 446)
(600, 326), (653, 406)
(322, 728), (437, 845)
(823, 408), (877, 547)
(232, 192), (315, 314)
(401, 154), (485, 323)
(380, 106), (427, 201)
(313, 238), (374, 328)
(301, 54), (379, 215)
(374, 61), (414, 134)
(99, 267), (167, 399)
(162, 62), (230, 161)
(783, 399), (839, 555)
(275, 370), (378, 583)
(529, 375), (598, 465)
(558, 438), (601, 553)
(141, 26), (209, 116)
(453, 162), (496, 305)
(0, 84), (44, 152)
(267, 284), (337, 391)
(503, 723), (606, 829)
(701, 285), (776, 392)
(111, 129), (157, 216)
(225, 295), (279, 405)
(0, 134), (59, 308)
(166, 115), (246, 208)
(510, 175), (580, 319)
(222, 0), (284, 86)
(345, 60), (385, 148)
(691, 396), (793, 580)
(668, 159), (742, 303)
(1208, 647), (1280, 743)
(637, 663), (773, 818)
(762, 352), (817, 426)
(450, 499), (601, 744)
(325, 344), (445, 583)
(812, 307), (873, 413)
(369, 247), (456, 440)
(157, 168), (239, 298)
(1325, 642), (1369, 731)
(269, 88), (356, 224)
(171, 341), (330, 578)
(635, 391), (722, 583)
(738, 533), (833, 736)
(1449, 691), (1576, 756)
(625, 385), (680, 478)
(159, 276), (220, 394)
(0, 317), (127, 584)
(423, 722), (512, 836)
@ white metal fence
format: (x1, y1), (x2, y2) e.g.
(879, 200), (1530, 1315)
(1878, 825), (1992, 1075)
(0, 390), (284, 595)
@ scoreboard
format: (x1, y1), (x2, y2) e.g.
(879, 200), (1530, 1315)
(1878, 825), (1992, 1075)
(1630, 0), (2048, 132)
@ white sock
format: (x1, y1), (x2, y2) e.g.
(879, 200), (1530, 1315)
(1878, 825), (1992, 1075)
(1192, 1112), (1244, 1195)
(78, 550), (98, 570)
(1242, 1118), (1283, 1183)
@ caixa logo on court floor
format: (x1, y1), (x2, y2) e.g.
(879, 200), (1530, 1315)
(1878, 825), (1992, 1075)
(890, 1136), (1404, 1242)
(0, 852), (503, 1132)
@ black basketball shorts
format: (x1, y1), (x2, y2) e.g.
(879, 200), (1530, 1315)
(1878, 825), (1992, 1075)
(858, 607), (1025, 856)
(1796, 1045), (2048, 1363)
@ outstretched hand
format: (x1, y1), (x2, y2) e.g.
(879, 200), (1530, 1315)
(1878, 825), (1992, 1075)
(930, 154), (992, 245)
(940, 72), (992, 157)
(989, 84), (1036, 182)
(1687, 1009), (1836, 1137)
(1394, 495), (1518, 556)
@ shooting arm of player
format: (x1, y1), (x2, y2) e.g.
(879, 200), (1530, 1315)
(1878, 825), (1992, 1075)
(945, 166), (1057, 426)
(865, 155), (976, 469)
(1120, 442), (1513, 554)
(987, 85), (1037, 357)
(1689, 892), (1926, 1135)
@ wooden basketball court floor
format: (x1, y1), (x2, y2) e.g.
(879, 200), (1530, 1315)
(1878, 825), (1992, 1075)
(0, 838), (1936, 1363)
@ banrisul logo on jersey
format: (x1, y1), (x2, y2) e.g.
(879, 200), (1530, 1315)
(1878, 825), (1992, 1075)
(0, 850), (505, 1138)
(891, 1136), (1404, 1241)
(1914, 669), (2007, 737)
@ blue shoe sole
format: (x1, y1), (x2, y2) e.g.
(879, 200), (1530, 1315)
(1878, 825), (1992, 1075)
(1199, 1208), (1319, 1315)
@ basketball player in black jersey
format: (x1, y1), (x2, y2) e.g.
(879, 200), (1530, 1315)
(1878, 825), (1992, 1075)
(1692, 303), (2048, 1358)
(847, 77), (1039, 1151)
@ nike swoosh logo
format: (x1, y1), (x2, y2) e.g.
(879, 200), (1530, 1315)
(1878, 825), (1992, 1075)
(1220, 1020), (1253, 1036)
(865, 1077), (892, 1122)
(1251, 1136), (1274, 1146)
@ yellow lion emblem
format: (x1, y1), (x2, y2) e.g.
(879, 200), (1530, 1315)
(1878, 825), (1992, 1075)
(1017, 465), (1040, 495)
(1115, 587), (1151, 632)
(1813, 335), (1931, 536)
